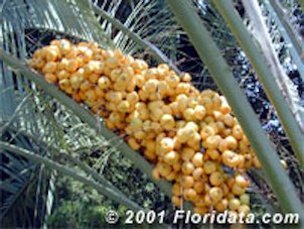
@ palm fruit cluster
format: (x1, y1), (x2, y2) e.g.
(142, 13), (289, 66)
(30, 39), (262, 215)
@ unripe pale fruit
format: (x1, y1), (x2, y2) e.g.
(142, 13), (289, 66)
(229, 198), (241, 211)
(238, 205), (250, 216)
(240, 194), (250, 206)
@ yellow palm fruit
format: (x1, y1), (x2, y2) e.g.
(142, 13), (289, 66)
(240, 193), (250, 205)
(70, 70), (84, 89)
(176, 83), (191, 95)
(206, 149), (220, 161)
(158, 162), (172, 177)
(172, 162), (181, 172)
(150, 108), (164, 122)
(209, 187), (223, 203)
(128, 137), (140, 150)
(232, 124), (244, 140)
(145, 140), (156, 152)
(79, 80), (91, 92)
(191, 152), (204, 167)
(172, 183), (182, 196)
(109, 68), (122, 81)
(192, 167), (204, 180)
(218, 139), (229, 152)
(157, 81), (170, 97)
(163, 151), (180, 165)
(222, 150), (241, 168)
(202, 194), (212, 206)
(129, 118), (143, 132)
(134, 130), (146, 140)
(182, 161), (195, 175)
(57, 70), (70, 80)
(148, 100), (164, 110)
(159, 137), (175, 154)
(238, 205), (250, 216)
(228, 198), (241, 211)
(235, 174), (250, 188)
(132, 59), (148, 73)
(160, 114), (175, 130)
(225, 136), (238, 150)
(166, 171), (177, 181)
(186, 132), (201, 151)
(193, 181), (204, 194)
(183, 188), (198, 201)
(221, 183), (229, 196)
(144, 150), (157, 162)
(181, 147), (195, 161)
(135, 74), (146, 88)
(219, 96), (231, 114)
(117, 100), (130, 113)
(59, 78), (71, 90)
(44, 73), (57, 84)
(152, 167), (161, 180)
(165, 73), (180, 88)
(181, 73), (192, 82)
(209, 171), (224, 186)
(30, 58), (45, 70)
(199, 96), (213, 113)
(183, 108), (195, 121)
(45, 46), (60, 62)
(171, 196), (182, 207)
(200, 125), (216, 140)
(66, 59), (79, 73)
(181, 175), (194, 188)
(223, 114), (235, 127)
(193, 105), (206, 120)
(215, 198), (228, 212)
(57, 39), (72, 55)
(203, 161), (217, 174)
(143, 79), (158, 93)
(106, 91), (123, 104)
(176, 94), (188, 111)
(42, 61), (57, 74)
(232, 183), (245, 196)
(205, 135), (222, 149)
(145, 68), (158, 80)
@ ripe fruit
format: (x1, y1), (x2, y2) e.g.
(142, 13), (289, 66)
(164, 151), (179, 165)
(182, 161), (195, 175)
(191, 152), (204, 167)
(209, 187), (223, 203)
(209, 171), (224, 186)
(31, 40), (261, 215)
